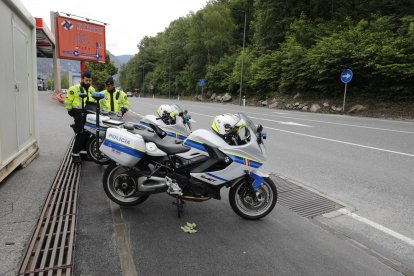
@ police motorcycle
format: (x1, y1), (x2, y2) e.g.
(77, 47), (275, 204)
(82, 92), (124, 165)
(137, 104), (192, 143)
(100, 112), (277, 219)
(85, 103), (191, 165)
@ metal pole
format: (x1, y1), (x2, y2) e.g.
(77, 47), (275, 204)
(342, 83), (347, 113)
(50, 12), (61, 92)
(239, 12), (247, 106)
(168, 53), (171, 99)
(142, 66), (145, 94)
(80, 61), (86, 74)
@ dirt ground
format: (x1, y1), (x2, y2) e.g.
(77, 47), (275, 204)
(243, 96), (414, 120)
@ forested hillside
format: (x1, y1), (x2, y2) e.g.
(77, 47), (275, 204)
(119, 0), (414, 102)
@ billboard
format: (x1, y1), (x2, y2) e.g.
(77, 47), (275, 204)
(55, 16), (106, 62)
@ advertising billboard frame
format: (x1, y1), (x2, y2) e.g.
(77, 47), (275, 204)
(55, 15), (106, 62)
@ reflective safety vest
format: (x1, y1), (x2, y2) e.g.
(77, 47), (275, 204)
(64, 84), (96, 110)
(101, 89), (130, 112)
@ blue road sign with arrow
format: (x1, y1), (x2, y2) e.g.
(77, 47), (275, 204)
(341, 69), (353, 83)
(199, 79), (205, 87)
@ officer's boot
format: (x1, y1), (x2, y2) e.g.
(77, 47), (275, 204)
(71, 153), (82, 164)
(80, 150), (92, 161)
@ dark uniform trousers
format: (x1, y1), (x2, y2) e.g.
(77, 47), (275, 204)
(71, 109), (90, 154)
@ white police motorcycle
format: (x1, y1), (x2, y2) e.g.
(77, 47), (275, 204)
(85, 103), (193, 165)
(100, 113), (277, 219)
(137, 104), (192, 143)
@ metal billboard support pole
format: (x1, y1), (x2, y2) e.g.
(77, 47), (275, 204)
(80, 60), (86, 74)
(50, 12), (61, 92)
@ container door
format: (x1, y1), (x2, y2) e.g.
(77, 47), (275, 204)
(13, 18), (32, 150)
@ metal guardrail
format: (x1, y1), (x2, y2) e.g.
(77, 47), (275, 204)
(18, 138), (80, 276)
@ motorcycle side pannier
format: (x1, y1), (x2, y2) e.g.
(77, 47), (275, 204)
(100, 128), (145, 167)
(84, 114), (110, 137)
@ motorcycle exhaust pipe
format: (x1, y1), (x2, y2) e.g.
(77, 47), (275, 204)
(137, 176), (168, 193)
(180, 195), (210, 202)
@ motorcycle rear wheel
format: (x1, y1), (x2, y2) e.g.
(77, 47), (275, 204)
(229, 177), (277, 220)
(103, 162), (150, 206)
(87, 136), (111, 165)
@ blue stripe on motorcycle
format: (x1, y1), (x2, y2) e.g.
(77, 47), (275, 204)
(228, 154), (262, 169)
(249, 160), (262, 169)
(85, 122), (107, 131)
(102, 140), (144, 158)
(251, 172), (264, 190)
(184, 140), (207, 152)
(206, 173), (228, 182)
(138, 121), (151, 128)
(229, 155), (244, 164)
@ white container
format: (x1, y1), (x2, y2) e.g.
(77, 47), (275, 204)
(0, 0), (39, 182)
(100, 128), (146, 167)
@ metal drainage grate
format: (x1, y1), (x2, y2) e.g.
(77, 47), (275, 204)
(273, 175), (343, 218)
(19, 138), (81, 276)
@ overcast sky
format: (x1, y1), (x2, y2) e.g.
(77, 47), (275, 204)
(20, 0), (207, 56)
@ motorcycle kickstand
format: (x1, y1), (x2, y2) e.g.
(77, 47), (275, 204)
(172, 196), (185, 218)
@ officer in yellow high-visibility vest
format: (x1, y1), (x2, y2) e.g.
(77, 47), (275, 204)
(64, 70), (96, 163)
(101, 76), (130, 116)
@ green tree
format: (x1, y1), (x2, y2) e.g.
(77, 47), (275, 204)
(86, 52), (118, 91)
(61, 73), (69, 89)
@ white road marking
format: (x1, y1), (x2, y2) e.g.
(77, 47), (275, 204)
(190, 111), (413, 156)
(110, 201), (138, 276)
(265, 126), (414, 157)
(190, 112), (213, 118)
(262, 114), (414, 134)
(339, 208), (414, 247)
(135, 100), (414, 133)
(191, 112), (312, 127)
(278, 122), (312, 127)
(153, 100), (413, 134)
(131, 111), (142, 116)
(272, 112), (288, 115)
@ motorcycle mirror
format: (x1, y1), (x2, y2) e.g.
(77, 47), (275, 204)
(257, 124), (263, 133)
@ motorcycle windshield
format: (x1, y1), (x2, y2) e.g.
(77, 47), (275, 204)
(171, 104), (184, 116)
(236, 113), (260, 140)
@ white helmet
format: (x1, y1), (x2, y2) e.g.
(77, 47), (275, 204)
(212, 113), (245, 137)
(157, 104), (175, 117)
(157, 104), (180, 125)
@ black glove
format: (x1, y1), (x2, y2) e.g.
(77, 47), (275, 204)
(121, 107), (128, 114)
(67, 109), (74, 117)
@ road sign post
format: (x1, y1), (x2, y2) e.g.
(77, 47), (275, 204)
(199, 79), (205, 98)
(340, 69), (353, 113)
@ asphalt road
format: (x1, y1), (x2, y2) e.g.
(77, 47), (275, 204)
(73, 96), (413, 275)
(3, 94), (410, 275)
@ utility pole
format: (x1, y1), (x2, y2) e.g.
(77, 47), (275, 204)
(239, 11), (247, 106)
(141, 65), (145, 94)
(168, 52), (171, 99)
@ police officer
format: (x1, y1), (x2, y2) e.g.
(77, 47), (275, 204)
(101, 76), (130, 116)
(64, 70), (96, 163)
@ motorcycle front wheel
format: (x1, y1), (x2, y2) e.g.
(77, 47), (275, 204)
(87, 136), (111, 165)
(103, 162), (150, 206)
(229, 177), (277, 220)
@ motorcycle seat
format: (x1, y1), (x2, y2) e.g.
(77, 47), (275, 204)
(151, 137), (191, 154)
(128, 127), (157, 142)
